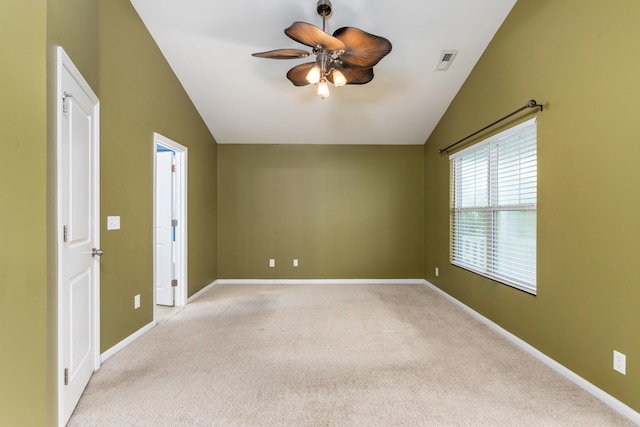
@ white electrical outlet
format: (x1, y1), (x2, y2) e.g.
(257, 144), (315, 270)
(269, 259), (275, 268)
(293, 259), (299, 267)
(435, 267), (439, 277)
(613, 350), (626, 375)
(134, 294), (141, 309)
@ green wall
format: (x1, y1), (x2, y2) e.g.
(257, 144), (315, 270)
(2, 0), (217, 424)
(0, 2), (49, 426)
(218, 145), (424, 279)
(0, 0), (96, 424)
(99, 0), (218, 352)
(425, 0), (640, 412)
(3, 0), (638, 423)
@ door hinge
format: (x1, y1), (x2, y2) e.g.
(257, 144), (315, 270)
(63, 225), (68, 243)
(62, 92), (73, 114)
(171, 279), (178, 287)
(64, 368), (69, 385)
(171, 164), (177, 172)
(171, 219), (178, 227)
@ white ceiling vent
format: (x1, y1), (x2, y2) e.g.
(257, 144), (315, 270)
(436, 50), (458, 71)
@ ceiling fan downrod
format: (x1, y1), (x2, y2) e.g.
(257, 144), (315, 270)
(316, 0), (332, 32)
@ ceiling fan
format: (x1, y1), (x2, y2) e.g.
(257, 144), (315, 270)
(252, 0), (392, 99)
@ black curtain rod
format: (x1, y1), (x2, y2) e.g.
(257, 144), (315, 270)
(438, 99), (543, 154)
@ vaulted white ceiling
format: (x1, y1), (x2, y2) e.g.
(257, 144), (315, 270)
(130, 0), (516, 145)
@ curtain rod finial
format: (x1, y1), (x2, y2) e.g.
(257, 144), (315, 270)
(527, 99), (543, 111)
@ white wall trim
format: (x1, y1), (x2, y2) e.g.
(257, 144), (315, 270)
(421, 280), (640, 425)
(216, 279), (425, 286)
(99, 280), (217, 364)
(99, 280), (218, 365)
(94, 277), (638, 424)
(100, 321), (155, 364)
(187, 280), (219, 303)
(188, 279), (420, 302)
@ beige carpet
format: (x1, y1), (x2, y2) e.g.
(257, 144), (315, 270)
(68, 283), (633, 426)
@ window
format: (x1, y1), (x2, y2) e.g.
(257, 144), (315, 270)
(450, 117), (537, 294)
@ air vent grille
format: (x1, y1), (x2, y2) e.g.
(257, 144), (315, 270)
(436, 50), (457, 71)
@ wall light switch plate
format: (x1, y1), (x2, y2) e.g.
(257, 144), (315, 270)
(293, 259), (299, 267)
(269, 259), (275, 268)
(107, 216), (120, 230)
(134, 294), (141, 309)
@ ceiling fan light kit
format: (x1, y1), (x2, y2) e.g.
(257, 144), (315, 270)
(252, 0), (392, 99)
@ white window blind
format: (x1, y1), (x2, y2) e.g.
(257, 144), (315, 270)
(450, 117), (537, 294)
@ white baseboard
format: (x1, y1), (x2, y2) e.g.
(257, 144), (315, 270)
(187, 280), (218, 303)
(215, 278), (425, 286)
(422, 280), (640, 425)
(98, 280), (418, 365)
(99, 281), (218, 365)
(100, 321), (155, 363)
(96, 278), (638, 424)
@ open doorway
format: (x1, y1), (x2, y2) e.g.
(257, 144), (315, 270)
(153, 133), (187, 321)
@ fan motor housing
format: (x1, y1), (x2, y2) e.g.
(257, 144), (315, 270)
(317, 0), (332, 17)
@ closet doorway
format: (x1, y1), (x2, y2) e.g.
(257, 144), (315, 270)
(153, 133), (187, 319)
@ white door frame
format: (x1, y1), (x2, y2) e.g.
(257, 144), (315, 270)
(153, 133), (188, 310)
(56, 46), (101, 426)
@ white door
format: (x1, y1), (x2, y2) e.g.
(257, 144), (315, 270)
(57, 47), (100, 426)
(155, 149), (175, 306)
(154, 133), (188, 308)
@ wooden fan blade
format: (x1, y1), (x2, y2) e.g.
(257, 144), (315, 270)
(286, 62), (316, 86)
(327, 62), (374, 85)
(285, 21), (345, 51)
(252, 49), (310, 59)
(333, 27), (392, 68)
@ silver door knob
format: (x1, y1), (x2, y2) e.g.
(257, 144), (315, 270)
(92, 248), (104, 257)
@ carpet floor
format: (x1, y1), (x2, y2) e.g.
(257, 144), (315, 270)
(68, 283), (633, 426)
